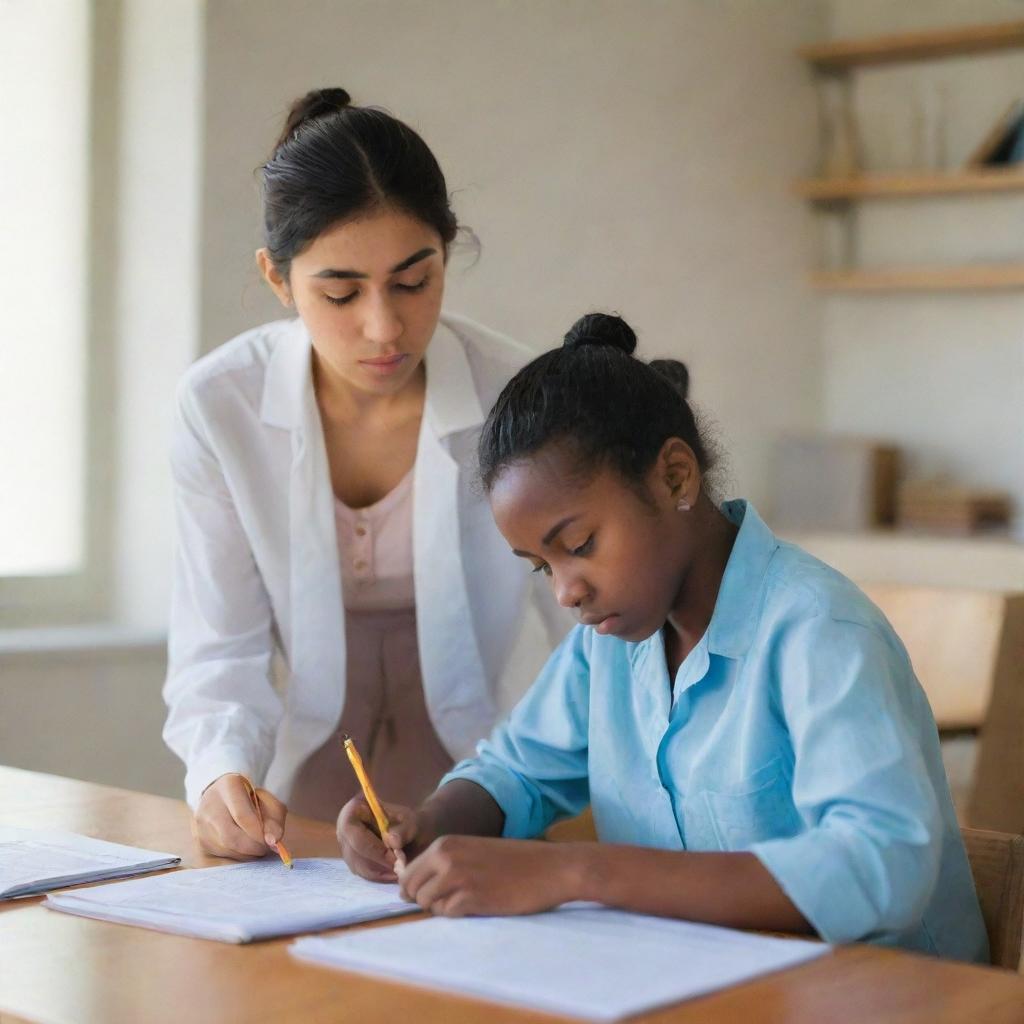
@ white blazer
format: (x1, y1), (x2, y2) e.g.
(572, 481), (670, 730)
(163, 312), (569, 808)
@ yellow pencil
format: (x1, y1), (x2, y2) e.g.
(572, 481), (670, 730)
(341, 734), (406, 871)
(238, 775), (293, 868)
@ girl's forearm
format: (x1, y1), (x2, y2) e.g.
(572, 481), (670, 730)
(563, 844), (813, 935)
(415, 779), (506, 849)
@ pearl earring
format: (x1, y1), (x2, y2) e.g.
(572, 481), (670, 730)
(676, 498), (691, 512)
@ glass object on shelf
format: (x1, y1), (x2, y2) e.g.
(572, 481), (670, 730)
(911, 81), (950, 171)
(819, 79), (863, 178)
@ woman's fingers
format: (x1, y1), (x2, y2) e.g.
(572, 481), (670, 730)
(196, 830), (261, 861)
(197, 802), (267, 858)
(194, 775), (284, 859)
(220, 779), (277, 854)
(255, 788), (288, 846)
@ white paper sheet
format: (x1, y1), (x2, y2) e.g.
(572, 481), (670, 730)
(291, 903), (830, 1021)
(45, 858), (416, 942)
(0, 826), (180, 899)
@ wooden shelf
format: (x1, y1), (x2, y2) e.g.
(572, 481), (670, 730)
(800, 19), (1024, 71)
(810, 265), (1024, 292)
(776, 528), (1024, 591)
(796, 169), (1024, 203)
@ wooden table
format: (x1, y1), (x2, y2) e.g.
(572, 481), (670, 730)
(2, 767), (1024, 1024)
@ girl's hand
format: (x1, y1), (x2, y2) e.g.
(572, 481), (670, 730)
(336, 796), (420, 882)
(399, 836), (580, 917)
(193, 773), (288, 860)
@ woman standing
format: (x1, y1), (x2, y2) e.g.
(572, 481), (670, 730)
(163, 88), (567, 859)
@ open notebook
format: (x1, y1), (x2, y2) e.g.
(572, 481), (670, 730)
(44, 858), (416, 942)
(291, 902), (830, 1022)
(0, 826), (180, 900)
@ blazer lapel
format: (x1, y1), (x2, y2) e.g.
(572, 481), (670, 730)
(264, 320), (346, 749)
(414, 322), (496, 760)
(287, 396), (346, 740)
(261, 316), (496, 765)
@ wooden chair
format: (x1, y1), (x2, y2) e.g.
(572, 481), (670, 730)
(961, 827), (1024, 971)
(862, 585), (1024, 834)
(546, 806), (597, 843)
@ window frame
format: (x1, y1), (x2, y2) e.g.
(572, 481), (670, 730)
(0, 1), (118, 628)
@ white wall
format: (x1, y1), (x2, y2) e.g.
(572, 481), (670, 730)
(2, 1), (203, 797)
(0, 638), (180, 797)
(201, 0), (827, 512)
(20, 1), (1022, 797)
(11, 1), (832, 796)
(15, 0), (1021, 800)
(821, 0), (1024, 534)
(0, 1), (89, 577)
(112, 0), (204, 629)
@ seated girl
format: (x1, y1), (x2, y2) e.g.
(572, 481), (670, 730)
(337, 312), (988, 962)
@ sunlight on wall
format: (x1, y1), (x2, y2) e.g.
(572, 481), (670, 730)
(0, 1), (89, 575)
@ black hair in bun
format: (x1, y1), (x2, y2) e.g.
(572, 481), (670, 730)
(479, 311), (714, 492)
(562, 312), (637, 355)
(649, 358), (689, 400)
(275, 88), (352, 150)
(260, 87), (457, 278)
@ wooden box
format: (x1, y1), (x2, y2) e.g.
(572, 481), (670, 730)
(897, 480), (1013, 534)
(774, 436), (901, 532)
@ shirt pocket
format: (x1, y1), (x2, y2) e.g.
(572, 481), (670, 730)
(701, 757), (802, 852)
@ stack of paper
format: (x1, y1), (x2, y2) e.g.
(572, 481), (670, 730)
(291, 903), (830, 1021)
(45, 858), (417, 942)
(0, 826), (180, 899)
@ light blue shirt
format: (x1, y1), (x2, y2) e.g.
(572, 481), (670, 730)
(443, 500), (988, 962)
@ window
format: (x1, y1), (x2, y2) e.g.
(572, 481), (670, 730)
(0, 1), (102, 624)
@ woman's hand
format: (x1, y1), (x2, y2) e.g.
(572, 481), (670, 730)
(336, 796), (422, 882)
(399, 836), (581, 917)
(193, 773), (288, 860)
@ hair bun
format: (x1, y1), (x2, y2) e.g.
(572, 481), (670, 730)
(562, 312), (637, 355)
(277, 88), (352, 149)
(649, 359), (690, 400)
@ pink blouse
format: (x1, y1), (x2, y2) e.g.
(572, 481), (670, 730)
(292, 469), (451, 820)
(334, 470), (415, 611)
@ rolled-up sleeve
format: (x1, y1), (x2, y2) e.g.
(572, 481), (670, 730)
(751, 613), (942, 944)
(441, 626), (592, 838)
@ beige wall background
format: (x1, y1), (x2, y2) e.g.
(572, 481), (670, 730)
(821, 0), (1024, 528)
(201, 0), (827, 514)
(1, 0), (203, 797)
(7, 0), (1022, 798)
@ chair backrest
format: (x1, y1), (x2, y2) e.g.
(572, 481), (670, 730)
(863, 585), (1024, 834)
(545, 807), (597, 843)
(860, 584), (1014, 730)
(961, 826), (1024, 971)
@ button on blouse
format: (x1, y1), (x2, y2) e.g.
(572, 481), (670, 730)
(334, 469), (415, 612)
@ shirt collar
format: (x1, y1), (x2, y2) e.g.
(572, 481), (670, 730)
(421, 316), (485, 438)
(259, 315), (484, 439)
(260, 318), (313, 429)
(705, 499), (779, 659)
